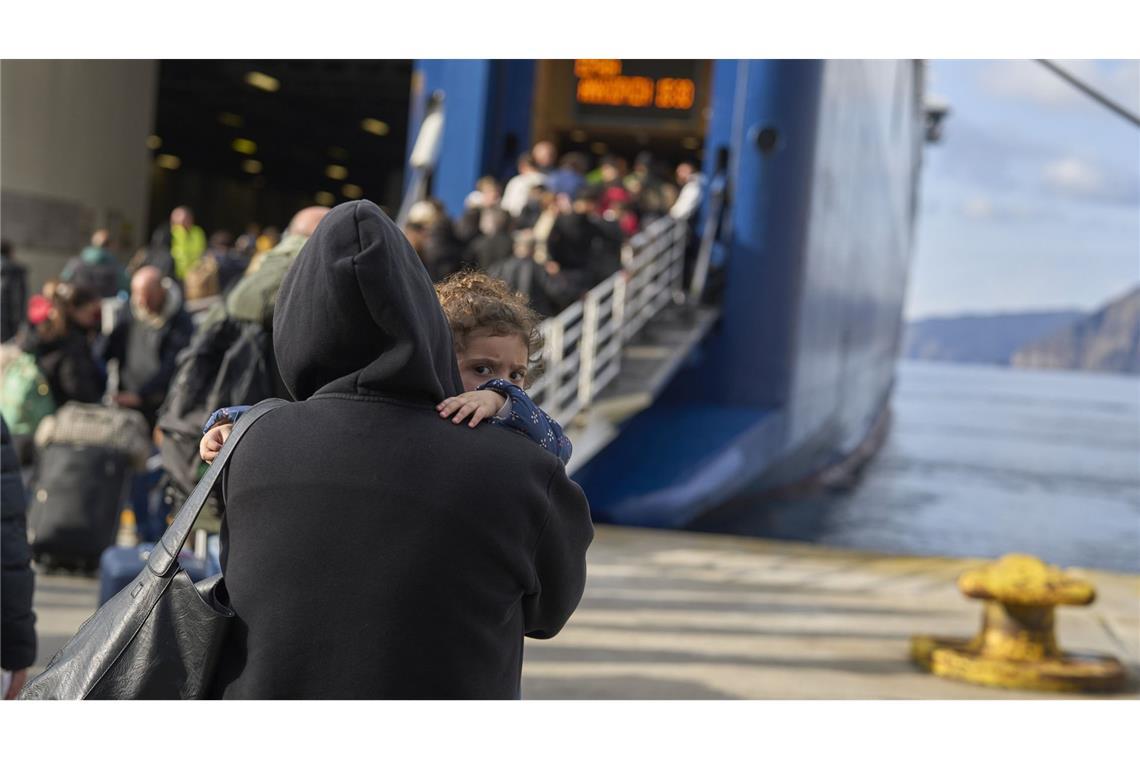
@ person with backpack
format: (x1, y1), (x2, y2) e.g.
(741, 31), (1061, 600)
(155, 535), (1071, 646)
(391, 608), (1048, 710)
(59, 229), (130, 299)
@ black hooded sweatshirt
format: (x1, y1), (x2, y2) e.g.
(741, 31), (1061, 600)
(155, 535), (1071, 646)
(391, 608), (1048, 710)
(211, 200), (593, 699)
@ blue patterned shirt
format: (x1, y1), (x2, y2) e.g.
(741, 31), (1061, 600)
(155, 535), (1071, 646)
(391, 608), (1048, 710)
(202, 382), (572, 466)
(478, 378), (572, 465)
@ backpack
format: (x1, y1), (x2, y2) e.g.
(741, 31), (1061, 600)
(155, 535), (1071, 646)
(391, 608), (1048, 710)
(0, 343), (56, 436)
(156, 317), (282, 501)
(66, 259), (124, 299)
(184, 254), (220, 301)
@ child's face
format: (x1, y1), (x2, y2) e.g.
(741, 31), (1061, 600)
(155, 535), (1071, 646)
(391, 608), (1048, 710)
(456, 330), (530, 392)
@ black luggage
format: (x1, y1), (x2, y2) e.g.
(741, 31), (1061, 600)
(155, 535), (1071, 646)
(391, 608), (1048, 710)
(28, 445), (133, 571)
(28, 402), (151, 571)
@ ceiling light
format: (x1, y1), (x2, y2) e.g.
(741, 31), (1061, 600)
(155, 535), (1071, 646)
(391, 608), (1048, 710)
(245, 71), (280, 92)
(232, 138), (258, 155)
(219, 112), (244, 127)
(146, 135), (162, 150)
(314, 191), (336, 207)
(325, 164), (348, 180)
(361, 118), (389, 136)
(155, 154), (181, 170)
(241, 159), (262, 174)
(342, 184), (363, 199)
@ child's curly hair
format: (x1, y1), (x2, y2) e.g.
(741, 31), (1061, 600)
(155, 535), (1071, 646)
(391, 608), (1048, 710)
(435, 270), (545, 383)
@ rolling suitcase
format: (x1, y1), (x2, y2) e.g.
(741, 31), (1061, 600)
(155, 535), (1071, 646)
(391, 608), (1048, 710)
(98, 539), (212, 605)
(28, 402), (151, 572)
(29, 444), (133, 571)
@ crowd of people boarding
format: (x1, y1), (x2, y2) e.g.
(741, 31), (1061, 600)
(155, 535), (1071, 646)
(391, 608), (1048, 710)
(401, 141), (703, 315)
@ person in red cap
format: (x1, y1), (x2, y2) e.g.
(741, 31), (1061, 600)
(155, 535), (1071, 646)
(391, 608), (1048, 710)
(15, 282), (105, 409)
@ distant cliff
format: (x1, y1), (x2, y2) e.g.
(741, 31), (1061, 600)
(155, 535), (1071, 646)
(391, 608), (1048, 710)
(1011, 287), (1140, 374)
(903, 311), (1082, 365)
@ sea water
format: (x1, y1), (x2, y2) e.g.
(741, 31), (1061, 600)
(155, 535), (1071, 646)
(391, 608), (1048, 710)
(701, 360), (1140, 573)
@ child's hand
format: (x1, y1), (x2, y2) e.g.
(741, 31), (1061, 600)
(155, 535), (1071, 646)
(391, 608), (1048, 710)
(437, 390), (506, 428)
(199, 423), (234, 463)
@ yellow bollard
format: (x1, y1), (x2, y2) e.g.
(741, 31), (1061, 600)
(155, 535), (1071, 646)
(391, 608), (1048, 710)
(911, 554), (1127, 692)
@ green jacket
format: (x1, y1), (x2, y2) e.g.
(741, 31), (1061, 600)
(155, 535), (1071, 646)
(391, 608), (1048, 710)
(199, 233), (310, 331)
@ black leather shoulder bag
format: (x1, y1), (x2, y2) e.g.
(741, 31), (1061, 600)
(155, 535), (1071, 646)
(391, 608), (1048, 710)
(19, 398), (287, 700)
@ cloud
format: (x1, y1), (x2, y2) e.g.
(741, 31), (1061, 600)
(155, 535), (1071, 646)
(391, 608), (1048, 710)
(1041, 156), (1140, 205)
(932, 117), (1054, 190)
(982, 60), (1090, 107)
(929, 117), (1138, 210)
(961, 196), (993, 219)
(980, 59), (1140, 114)
(1043, 157), (1104, 195)
(954, 194), (1051, 223)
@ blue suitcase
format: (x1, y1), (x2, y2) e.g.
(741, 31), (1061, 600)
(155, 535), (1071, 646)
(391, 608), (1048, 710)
(97, 541), (213, 605)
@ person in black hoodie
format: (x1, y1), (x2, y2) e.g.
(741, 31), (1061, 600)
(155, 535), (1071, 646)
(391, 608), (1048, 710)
(210, 200), (593, 699)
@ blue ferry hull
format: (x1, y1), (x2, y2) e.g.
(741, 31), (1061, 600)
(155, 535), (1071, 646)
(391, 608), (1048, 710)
(573, 61), (925, 527)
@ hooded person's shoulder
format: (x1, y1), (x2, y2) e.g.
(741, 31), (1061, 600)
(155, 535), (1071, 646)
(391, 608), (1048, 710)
(441, 409), (567, 471)
(235, 393), (566, 503)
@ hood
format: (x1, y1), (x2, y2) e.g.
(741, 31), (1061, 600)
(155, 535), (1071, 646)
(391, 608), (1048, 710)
(273, 200), (462, 403)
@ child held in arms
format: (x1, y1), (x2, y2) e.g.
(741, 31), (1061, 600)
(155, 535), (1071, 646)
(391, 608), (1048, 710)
(198, 271), (572, 465)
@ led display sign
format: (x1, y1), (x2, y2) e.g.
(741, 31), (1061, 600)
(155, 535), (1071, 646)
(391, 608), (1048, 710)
(571, 60), (701, 125)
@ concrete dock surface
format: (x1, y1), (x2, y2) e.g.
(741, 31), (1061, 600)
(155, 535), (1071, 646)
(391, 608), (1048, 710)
(28, 525), (1140, 699)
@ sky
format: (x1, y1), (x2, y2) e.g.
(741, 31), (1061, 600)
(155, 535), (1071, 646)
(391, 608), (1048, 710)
(905, 59), (1140, 320)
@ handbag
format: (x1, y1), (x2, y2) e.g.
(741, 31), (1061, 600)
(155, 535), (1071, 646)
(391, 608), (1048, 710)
(18, 398), (287, 700)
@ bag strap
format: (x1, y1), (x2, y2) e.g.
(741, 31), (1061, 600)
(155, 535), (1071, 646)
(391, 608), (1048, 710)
(147, 397), (288, 576)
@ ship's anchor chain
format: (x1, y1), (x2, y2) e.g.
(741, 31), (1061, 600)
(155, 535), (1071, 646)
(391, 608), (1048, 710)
(911, 554), (1127, 692)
